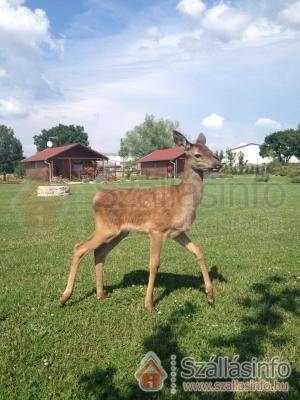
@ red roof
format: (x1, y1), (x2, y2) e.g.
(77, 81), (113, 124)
(139, 147), (185, 163)
(22, 143), (108, 162)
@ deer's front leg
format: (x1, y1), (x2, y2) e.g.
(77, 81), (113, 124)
(145, 232), (164, 313)
(174, 232), (214, 304)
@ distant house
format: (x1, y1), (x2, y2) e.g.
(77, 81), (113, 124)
(103, 153), (133, 167)
(227, 143), (271, 165)
(139, 147), (186, 178)
(22, 143), (108, 181)
(227, 143), (299, 165)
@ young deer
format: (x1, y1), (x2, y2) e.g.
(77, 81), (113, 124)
(60, 130), (221, 312)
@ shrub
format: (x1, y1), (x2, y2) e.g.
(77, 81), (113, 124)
(219, 173), (234, 178)
(290, 176), (300, 183)
(255, 174), (270, 182)
(246, 165), (255, 174)
(288, 169), (300, 178)
(268, 162), (300, 177)
(14, 162), (25, 177)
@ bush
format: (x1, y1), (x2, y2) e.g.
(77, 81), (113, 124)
(268, 162), (300, 177)
(255, 174), (270, 182)
(219, 165), (235, 175)
(219, 173), (234, 178)
(14, 162), (26, 177)
(288, 170), (300, 178)
(290, 176), (300, 183)
(129, 174), (147, 181)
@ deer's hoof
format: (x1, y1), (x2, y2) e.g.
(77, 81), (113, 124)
(205, 288), (214, 305)
(59, 292), (71, 307)
(206, 293), (214, 305)
(207, 297), (214, 305)
(145, 303), (154, 313)
(59, 297), (66, 307)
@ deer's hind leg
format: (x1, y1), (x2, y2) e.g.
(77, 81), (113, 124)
(94, 232), (129, 300)
(60, 229), (118, 306)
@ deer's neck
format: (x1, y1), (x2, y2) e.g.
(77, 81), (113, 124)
(180, 157), (204, 209)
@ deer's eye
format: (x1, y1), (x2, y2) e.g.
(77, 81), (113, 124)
(195, 154), (202, 159)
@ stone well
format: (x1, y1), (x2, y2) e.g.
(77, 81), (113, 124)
(37, 186), (70, 197)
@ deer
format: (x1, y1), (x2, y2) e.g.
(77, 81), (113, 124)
(60, 130), (221, 312)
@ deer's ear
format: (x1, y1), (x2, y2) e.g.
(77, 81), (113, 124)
(196, 133), (206, 145)
(173, 130), (191, 149)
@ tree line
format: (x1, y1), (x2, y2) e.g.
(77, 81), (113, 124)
(0, 116), (300, 180)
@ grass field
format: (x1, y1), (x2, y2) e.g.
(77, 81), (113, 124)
(0, 176), (299, 399)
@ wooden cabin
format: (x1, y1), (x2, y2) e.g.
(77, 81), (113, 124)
(139, 147), (186, 178)
(22, 143), (108, 181)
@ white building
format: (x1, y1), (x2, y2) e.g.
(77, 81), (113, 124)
(103, 153), (124, 167)
(102, 153), (134, 166)
(226, 143), (299, 165)
(230, 143), (272, 165)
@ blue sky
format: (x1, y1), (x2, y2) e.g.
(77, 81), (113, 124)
(0, 0), (300, 155)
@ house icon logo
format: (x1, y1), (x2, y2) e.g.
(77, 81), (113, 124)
(135, 351), (168, 392)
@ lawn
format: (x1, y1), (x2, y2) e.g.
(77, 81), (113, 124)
(0, 176), (299, 399)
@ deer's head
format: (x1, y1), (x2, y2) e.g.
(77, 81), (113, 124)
(173, 130), (221, 172)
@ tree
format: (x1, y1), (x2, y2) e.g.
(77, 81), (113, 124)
(33, 124), (89, 151)
(0, 125), (23, 181)
(225, 149), (236, 167)
(14, 161), (26, 177)
(237, 151), (247, 172)
(260, 128), (300, 164)
(215, 150), (224, 162)
(119, 114), (180, 159)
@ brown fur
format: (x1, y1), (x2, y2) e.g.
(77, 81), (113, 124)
(60, 130), (221, 311)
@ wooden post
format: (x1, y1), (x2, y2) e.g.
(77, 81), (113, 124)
(51, 160), (54, 180)
(69, 158), (71, 180)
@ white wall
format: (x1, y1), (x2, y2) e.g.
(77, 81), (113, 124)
(224, 144), (299, 165)
(290, 156), (299, 163)
(231, 144), (272, 165)
(103, 153), (133, 166)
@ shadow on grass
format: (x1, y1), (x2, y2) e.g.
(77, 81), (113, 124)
(68, 265), (227, 307)
(0, 313), (10, 322)
(79, 274), (299, 399)
(210, 274), (300, 399)
(80, 302), (234, 400)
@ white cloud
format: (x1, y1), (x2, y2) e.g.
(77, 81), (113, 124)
(0, 0), (62, 58)
(202, 113), (224, 128)
(0, 67), (7, 77)
(177, 0), (206, 17)
(29, 87), (145, 153)
(279, 1), (300, 27)
(202, 3), (250, 40)
(255, 118), (281, 128)
(242, 18), (283, 43)
(175, 1), (299, 47)
(0, 0), (63, 110)
(0, 98), (28, 119)
(0, 1), (26, 5)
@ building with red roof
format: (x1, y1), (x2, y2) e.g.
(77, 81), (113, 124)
(22, 143), (108, 181)
(139, 147), (185, 178)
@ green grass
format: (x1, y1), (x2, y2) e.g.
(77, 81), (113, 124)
(0, 176), (299, 399)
